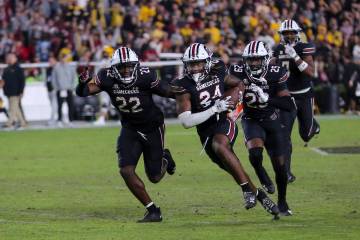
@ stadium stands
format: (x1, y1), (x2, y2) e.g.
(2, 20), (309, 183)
(1, 0), (360, 115)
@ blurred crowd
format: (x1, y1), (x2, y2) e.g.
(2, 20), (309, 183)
(1, 0), (360, 115)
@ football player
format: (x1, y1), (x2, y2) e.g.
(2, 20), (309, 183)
(229, 41), (296, 216)
(172, 43), (279, 217)
(75, 47), (176, 223)
(273, 20), (320, 182)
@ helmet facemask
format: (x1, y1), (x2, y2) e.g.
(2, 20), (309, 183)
(244, 55), (269, 77)
(280, 30), (300, 46)
(112, 62), (139, 84)
(184, 58), (211, 83)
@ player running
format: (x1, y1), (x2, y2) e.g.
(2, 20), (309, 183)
(273, 19), (320, 182)
(76, 47), (176, 223)
(229, 41), (295, 216)
(172, 43), (279, 217)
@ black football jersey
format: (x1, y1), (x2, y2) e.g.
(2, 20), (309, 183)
(95, 66), (164, 132)
(229, 63), (288, 119)
(273, 42), (315, 92)
(172, 59), (228, 134)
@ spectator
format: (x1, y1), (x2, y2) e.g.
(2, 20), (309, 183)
(51, 52), (76, 125)
(1, 0), (360, 115)
(1, 53), (26, 128)
(46, 56), (58, 124)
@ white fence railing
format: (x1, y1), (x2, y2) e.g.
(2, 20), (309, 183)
(0, 60), (184, 122)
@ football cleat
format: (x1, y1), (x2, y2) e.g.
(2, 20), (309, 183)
(137, 207), (162, 223)
(257, 189), (280, 216)
(164, 149), (176, 175)
(243, 191), (257, 209)
(278, 201), (293, 216)
(256, 166), (275, 194)
(287, 172), (296, 183)
(262, 183), (276, 194)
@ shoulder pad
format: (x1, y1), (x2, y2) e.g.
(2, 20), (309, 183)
(211, 59), (226, 73)
(229, 64), (246, 76)
(137, 67), (158, 87)
(95, 67), (113, 87)
(298, 42), (316, 55)
(170, 78), (188, 94)
(266, 64), (288, 83)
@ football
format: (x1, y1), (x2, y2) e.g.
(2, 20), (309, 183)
(223, 87), (241, 110)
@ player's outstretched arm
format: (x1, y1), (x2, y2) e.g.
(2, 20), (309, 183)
(176, 93), (232, 129)
(75, 68), (102, 97)
(152, 80), (175, 99)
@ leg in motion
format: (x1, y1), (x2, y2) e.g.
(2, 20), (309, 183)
(247, 140), (275, 194)
(211, 134), (257, 209)
(297, 96), (320, 144)
(120, 166), (162, 222)
(117, 127), (162, 223)
(279, 109), (297, 183)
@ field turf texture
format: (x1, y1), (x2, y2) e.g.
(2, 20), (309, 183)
(0, 116), (359, 239)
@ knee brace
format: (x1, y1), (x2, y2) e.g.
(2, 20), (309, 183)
(249, 147), (264, 168)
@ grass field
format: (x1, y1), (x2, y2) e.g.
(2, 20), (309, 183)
(1, 117), (360, 240)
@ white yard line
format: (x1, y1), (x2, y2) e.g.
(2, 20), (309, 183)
(311, 147), (329, 156)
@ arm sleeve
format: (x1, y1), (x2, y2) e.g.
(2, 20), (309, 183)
(170, 79), (189, 95)
(75, 82), (90, 97)
(150, 70), (175, 98)
(178, 109), (215, 129)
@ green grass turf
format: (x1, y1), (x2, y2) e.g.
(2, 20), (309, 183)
(1, 117), (360, 239)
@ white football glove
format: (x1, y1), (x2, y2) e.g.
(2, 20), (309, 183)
(249, 83), (269, 103)
(211, 96), (232, 113)
(258, 77), (267, 85)
(284, 44), (299, 59)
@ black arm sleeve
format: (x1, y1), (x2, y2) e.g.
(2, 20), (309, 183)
(268, 96), (296, 112)
(152, 80), (175, 99)
(75, 82), (90, 97)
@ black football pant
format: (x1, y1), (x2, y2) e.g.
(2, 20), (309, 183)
(117, 124), (167, 178)
(280, 94), (319, 173)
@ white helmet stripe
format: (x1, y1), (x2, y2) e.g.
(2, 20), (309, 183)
(255, 41), (260, 53)
(126, 47), (130, 60)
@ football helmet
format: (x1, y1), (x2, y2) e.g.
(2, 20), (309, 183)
(110, 47), (139, 84)
(242, 41), (270, 77)
(182, 43), (212, 83)
(278, 19), (302, 46)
